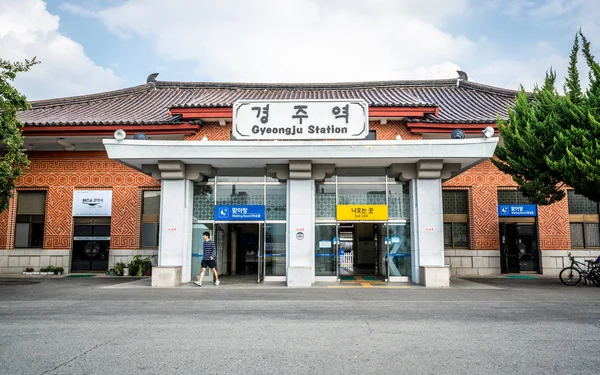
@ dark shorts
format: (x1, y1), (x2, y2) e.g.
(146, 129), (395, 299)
(201, 259), (216, 269)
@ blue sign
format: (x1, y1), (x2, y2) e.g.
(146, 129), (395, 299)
(214, 205), (265, 221)
(498, 204), (537, 217)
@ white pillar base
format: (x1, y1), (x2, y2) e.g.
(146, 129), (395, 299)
(419, 265), (450, 288)
(287, 267), (313, 287)
(151, 266), (182, 287)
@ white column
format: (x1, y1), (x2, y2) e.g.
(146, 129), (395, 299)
(158, 179), (193, 283)
(410, 178), (449, 287)
(286, 179), (315, 286)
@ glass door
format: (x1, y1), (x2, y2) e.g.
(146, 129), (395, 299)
(315, 224), (338, 278)
(387, 223), (411, 279)
(257, 223), (265, 283)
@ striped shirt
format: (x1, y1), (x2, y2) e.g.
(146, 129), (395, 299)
(203, 240), (217, 259)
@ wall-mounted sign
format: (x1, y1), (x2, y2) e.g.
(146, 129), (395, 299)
(214, 205), (265, 221)
(296, 232), (304, 240)
(233, 100), (369, 140)
(72, 190), (112, 217)
(498, 204), (537, 217)
(336, 205), (388, 221)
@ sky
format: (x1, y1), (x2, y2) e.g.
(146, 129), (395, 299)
(1, 0), (599, 101)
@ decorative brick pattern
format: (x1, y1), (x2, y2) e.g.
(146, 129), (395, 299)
(0, 151), (159, 251)
(111, 186), (140, 250)
(470, 185), (499, 250)
(0, 197), (16, 250)
(371, 121), (422, 140)
(443, 160), (571, 251)
(538, 195), (570, 250)
(44, 187), (74, 249)
(186, 122), (230, 141)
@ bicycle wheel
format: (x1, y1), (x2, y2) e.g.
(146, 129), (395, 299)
(559, 267), (582, 286)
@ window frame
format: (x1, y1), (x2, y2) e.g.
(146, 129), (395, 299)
(567, 190), (600, 249)
(14, 191), (47, 248)
(140, 190), (160, 249)
(442, 190), (470, 249)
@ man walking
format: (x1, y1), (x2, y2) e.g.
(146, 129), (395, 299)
(194, 231), (220, 286)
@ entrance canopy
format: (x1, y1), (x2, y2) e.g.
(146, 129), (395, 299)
(103, 138), (498, 178)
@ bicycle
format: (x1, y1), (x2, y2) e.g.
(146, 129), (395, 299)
(559, 252), (600, 286)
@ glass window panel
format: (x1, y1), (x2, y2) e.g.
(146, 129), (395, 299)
(30, 223), (44, 247)
(315, 184), (336, 219)
(388, 223), (411, 277)
(568, 191), (599, 215)
(337, 176), (386, 183)
(141, 223), (158, 248)
(497, 190), (533, 205)
(570, 223), (584, 248)
(266, 184), (286, 221)
(338, 184), (385, 205)
(266, 223), (286, 276)
(142, 191), (161, 216)
(17, 191), (46, 215)
(191, 223), (213, 277)
(443, 223), (452, 247)
(388, 182), (410, 220)
(217, 176), (264, 183)
(584, 223), (600, 247)
(14, 223), (29, 248)
(216, 184), (264, 205)
(315, 225), (336, 276)
(453, 223), (469, 247)
(193, 183), (215, 221)
(443, 190), (468, 215)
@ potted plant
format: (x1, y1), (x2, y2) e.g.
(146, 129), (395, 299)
(23, 267), (34, 275)
(54, 266), (64, 275)
(114, 262), (126, 276)
(40, 265), (55, 275)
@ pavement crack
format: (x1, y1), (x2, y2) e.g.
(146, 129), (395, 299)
(364, 320), (374, 335)
(40, 336), (118, 375)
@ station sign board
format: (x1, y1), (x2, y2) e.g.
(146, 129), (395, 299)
(233, 99), (369, 140)
(498, 204), (537, 217)
(336, 205), (388, 221)
(73, 190), (112, 216)
(214, 205), (265, 221)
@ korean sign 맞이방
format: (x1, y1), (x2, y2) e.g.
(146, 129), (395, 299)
(233, 100), (369, 140)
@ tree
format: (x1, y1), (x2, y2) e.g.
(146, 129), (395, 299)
(493, 31), (600, 204)
(0, 57), (39, 213)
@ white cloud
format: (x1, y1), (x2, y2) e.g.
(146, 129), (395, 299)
(0, 0), (124, 100)
(95, 0), (474, 83)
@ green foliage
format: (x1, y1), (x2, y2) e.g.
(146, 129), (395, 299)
(128, 254), (156, 276)
(0, 57), (39, 213)
(114, 262), (126, 276)
(494, 31), (600, 204)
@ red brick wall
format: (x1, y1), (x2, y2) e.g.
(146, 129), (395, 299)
(443, 160), (570, 251)
(0, 151), (159, 251)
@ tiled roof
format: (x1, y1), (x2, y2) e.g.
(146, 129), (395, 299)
(19, 78), (517, 126)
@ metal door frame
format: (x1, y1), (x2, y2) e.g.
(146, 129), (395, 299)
(257, 222), (265, 283)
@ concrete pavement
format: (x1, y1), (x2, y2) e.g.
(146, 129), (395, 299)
(1, 275), (598, 374)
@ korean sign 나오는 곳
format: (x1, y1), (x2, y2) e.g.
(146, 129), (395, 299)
(336, 205), (388, 221)
(233, 100), (369, 140)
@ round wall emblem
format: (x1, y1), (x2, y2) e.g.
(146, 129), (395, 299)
(296, 232), (304, 240)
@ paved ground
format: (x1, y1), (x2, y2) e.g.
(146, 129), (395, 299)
(0, 275), (599, 374)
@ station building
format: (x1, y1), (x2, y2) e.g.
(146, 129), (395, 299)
(1, 73), (598, 286)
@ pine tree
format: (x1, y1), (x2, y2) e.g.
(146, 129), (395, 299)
(0, 58), (38, 213)
(494, 31), (600, 204)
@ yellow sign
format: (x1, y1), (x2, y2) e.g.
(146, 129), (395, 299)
(336, 205), (388, 221)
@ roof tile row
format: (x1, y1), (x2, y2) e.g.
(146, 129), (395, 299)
(19, 78), (517, 126)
